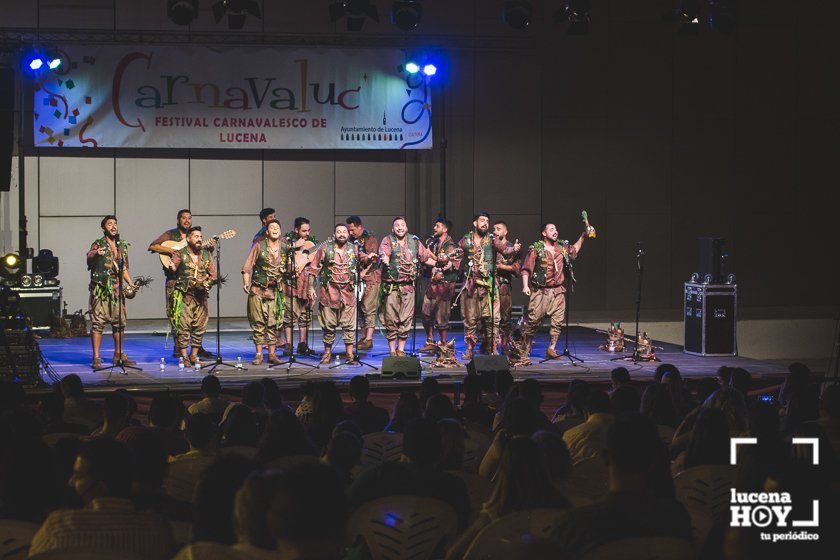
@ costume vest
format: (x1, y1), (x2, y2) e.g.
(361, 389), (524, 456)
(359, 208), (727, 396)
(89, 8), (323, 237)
(319, 242), (358, 285)
(251, 239), (285, 288)
(174, 247), (213, 292)
(429, 235), (459, 283)
(384, 234), (419, 282)
(528, 241), (565, 288)
(460, 233), (495, 280)
(89, 236), (128, 289)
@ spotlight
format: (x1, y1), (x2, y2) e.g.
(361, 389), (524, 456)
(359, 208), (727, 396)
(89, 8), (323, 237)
(28, 58), (43, 70)
(32, 249), (59, 279)
(330, 0), (379, 32)
(3, 253), (20, 269)
(213, 0), (262, 30)
(391, 1), (422, 31)
(665, 0), (701, 35)
(422, 63), (437, 76)
(554, 0), (591, 35)
(502, 1), (532, 29)
(404, 61), (420, 74)
(19, 274), (32, 288)
(47, 57), (61, 69)
(167, 0), (199, 26)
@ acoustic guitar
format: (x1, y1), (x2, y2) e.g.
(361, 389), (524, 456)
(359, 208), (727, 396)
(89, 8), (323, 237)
(157, 229), (237, 268)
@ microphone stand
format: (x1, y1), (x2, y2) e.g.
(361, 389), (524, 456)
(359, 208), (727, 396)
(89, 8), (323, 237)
(331, 240), (377, 370)
(612, 242), (646, 363)
(201, 236), (240, 374)
(270, 243), (318, 372)
(540, 241), (583, 365)
(95, 235), (141, 377)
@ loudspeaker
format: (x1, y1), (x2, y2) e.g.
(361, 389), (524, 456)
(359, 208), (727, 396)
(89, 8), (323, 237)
(0, 67), (13, 192)
(466, 355), (509, 377)
(697, 236), (725, 284)
(381, 356), (421, 379)
(684, 282), (737, 356)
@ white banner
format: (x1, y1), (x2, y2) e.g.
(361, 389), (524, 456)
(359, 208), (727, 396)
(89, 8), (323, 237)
(33, 45), (433, 150)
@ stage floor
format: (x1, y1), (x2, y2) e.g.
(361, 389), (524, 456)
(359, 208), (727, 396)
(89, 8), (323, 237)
(34, 326), (789, 392)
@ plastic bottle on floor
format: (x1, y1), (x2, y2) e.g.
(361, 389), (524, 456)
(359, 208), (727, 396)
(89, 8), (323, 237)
(178, 357), (184, 371)
(236, 356), (243, 369)
(159, 358), (166, 372)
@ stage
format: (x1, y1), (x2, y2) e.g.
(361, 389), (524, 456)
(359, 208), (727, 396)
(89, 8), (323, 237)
(33, 324), (791, 394)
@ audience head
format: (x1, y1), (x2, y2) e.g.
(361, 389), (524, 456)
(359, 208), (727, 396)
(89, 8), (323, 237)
(103, 391), (131, 427)
(495, 370), (515, 402)
(501, 397), (539, 436)
(258, 408), (310, 463)
(267, 464), (348, 560)
(703, 386), (749, 434)
(348, 375), (370, 403)
(402, 418), (442, 467)
(185, 412), (216, 451)
(697, 377), (720, 405)
(582, 389), (611, 419)
(222, 404), (260, 448)
(40, 391), (65, 424)
(605, 413), (672, 497)
(820, 383), (840, 420)
(125, 430), (169, 490)
(149, 394), (180, 430)
(684, 408), (730, 469)
(462, 374), (482, 403)
(660, 371), (686, 412)
(485, 436), (568, 518)
(565, 379), (591, 415)
(419, 377), (441, 408)
(519, 379), (544, 409)
(532, 430), (573, 482)
(640, 383), (678, 428)
(424, 393), (457, 422)
(71, 439), (134, 504)
(391, 391), (422, 430)
(242, 380), (266, 409)
(438, 418), (466, 470)
(234, 471), (282, 549)
(332, 419), (363, 440)
(654, 364), (679, 383)
(610, 385), (641, 416)
(193, 453), (260, 545)
(59, 374), (85, 400)
(610, 367), (631, 389)
(716, 366), (733, 386)
(729, 368), (752, 396)
(322, 431), (362, 483)
(260, 378), (283, 410)
(201, 374), (222, 398)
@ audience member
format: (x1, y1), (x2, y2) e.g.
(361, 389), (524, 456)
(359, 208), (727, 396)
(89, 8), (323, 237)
(117, 394), (188, 456)
(220, 404), (260, 452)
(165, 412), (218, 502)
(778, 362), (811, 407)
(258, 408), (313, 466)
(459, 373), (494, 428)
(562, 390), (613, 463)
(661, 370), (691, 419)
(349, 418), (469, 529)
(188, 375), (229, 423)
(610, 385), (641, 417)
(239, 380), (269, 432)
(552, 379), (590, 431)
(0, 435), (60, 523)
(728, 367), (752, 397)
(126, 430), (192, 521)
(480, 397), (541, 477)
(39, 390), (89, 436)
(552, 414), (691, 556)
(344, 375), (389, 434)
(610, 367), (631, 392)
(817, 383), (840, 455)
(425, 393), (458, 422)
(672, 408), (729, 474)
(192, 453), (260, 545)
(439, 418), (466, 471)
(654, 363), (679, 383)
(532, 430), (573, 484)
(419, 377), (442, 410)
(29, 438), (175, 559)
(446, 437), (571, 560)
(306, 381), (349, 451)
(696, 377), (720, 406)
(91, 391), (132, 438)
(385, 391), (422, 433)
(58, 374), (101, 431)
(321, 431), (363, 484)
(260, 377), (286, 411)
(268, 463), (349, 560)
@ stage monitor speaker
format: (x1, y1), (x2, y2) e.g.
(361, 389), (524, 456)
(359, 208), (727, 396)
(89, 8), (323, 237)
(0, 67), (13, 192)
(381, 356), (421, 379)
(466, 355), (509, 377)
(697, 236), (725, 284)
(684, 282), (737, 356)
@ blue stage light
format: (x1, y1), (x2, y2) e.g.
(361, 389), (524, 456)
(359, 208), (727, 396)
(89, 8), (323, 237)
(48, 57), (62, 70)
(422, 63), (436, 76)
(405, 61), (420, 74)
(28, 58), (44, 70)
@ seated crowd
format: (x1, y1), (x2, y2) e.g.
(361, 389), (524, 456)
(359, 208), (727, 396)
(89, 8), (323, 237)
(0, 362), (837, 559)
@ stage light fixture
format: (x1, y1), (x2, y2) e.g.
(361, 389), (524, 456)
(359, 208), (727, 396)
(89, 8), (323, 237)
(47, 57), (61, 69)
(19, 274), (32, 288)
(502, 1), (533, 29)
(422, 63), (437, 76)
(32, 249), (59, 279)
(391, 1), (422, 31)
(28, 58), (43, 70)
(404, 61), (420, 74)
(666, 0), (701, 34)
(213, 0), (262, 30)
(330, 0), (379, 32)
(167, 0), (199, 26)
(554, 0), (591, 35)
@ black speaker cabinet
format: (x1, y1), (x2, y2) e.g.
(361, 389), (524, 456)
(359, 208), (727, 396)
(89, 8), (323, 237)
(684, 282), (737, 356)
(10, 286), (62, 331)
(466, 355), (510, 377)
(381, 356), (421, 379)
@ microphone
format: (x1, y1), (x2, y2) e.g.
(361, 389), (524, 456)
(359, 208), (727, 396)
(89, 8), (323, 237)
(114, 233), (120, 242)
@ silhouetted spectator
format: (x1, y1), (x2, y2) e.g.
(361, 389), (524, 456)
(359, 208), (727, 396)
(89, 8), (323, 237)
(192, 453), (260, 544)
(59, 374), (101, 431)
(385, 391), (422, 433)
(117, 394), (188, 457)
(563, 390), (613, 463)
(344, 375), (389, 434)
(258, 408), (313, 466)
(91, 391), (132, 438)
(188, 375), (229, 424)
(321, 431), (363, 484)
(610, 385), (641, 416)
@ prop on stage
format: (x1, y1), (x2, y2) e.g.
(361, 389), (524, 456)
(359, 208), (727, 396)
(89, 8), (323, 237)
(431, 339), (460, 368)
(598, 322), (625, 353)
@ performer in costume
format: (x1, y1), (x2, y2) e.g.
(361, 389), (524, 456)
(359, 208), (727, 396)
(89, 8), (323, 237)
(281, 217), (317, 355)
(492, 220), (522, 354)
(309, 224), (376, 364)
(86, 215), (137, 368)
(378, 216), (441, 357)
(518, 222), (588, 365)
(456, 213), (521, 360)
(252, 207), (277, 245)
(167, 226), (217, 367)
(148, 209), (215, 359)
(419, 217), (459, 353)
(345, 216), (380, 351)
(242, 219), (285, 366)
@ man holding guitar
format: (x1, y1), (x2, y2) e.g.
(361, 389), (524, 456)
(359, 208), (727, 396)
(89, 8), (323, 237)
(345, 216), (380, 351)
(167, 226), (218, 367)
